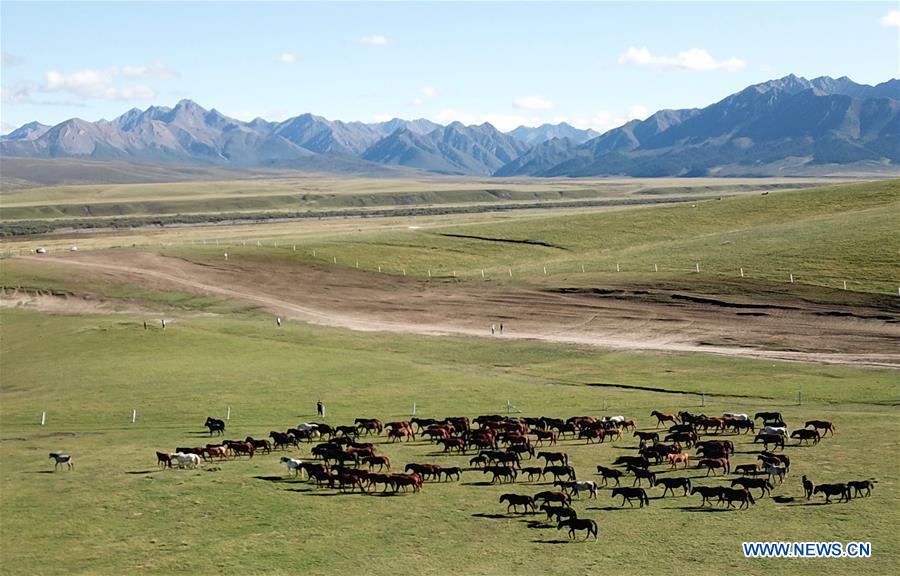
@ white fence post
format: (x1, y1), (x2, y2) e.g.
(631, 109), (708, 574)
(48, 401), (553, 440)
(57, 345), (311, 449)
(226, 406), (231, 420)
(132, 409), (137, 424)
(40, 411), (46, 426)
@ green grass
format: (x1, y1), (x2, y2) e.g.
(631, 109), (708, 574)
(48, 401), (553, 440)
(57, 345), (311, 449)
(1, 308), (898, 575)
(145, 179), (900, 296)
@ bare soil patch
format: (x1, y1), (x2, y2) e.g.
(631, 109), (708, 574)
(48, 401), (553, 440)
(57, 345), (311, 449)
(16, 252), (900, 367)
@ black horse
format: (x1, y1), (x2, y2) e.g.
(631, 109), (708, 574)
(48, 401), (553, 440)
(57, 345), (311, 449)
(611, 487), (650, 507)
(557, 518), (598, 540)
(655, 477), (692, 497)
(205, 417), (225, 436)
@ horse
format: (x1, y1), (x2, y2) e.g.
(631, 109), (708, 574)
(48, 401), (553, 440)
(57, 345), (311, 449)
(634, 431), (659, 443)
(753, 433), (785, 451)
(405, 463), (441, 481)
(691, 486), (724, 507)
(805, 420), (835, 436)
(544, 465), (576, 482)
(354, 418), (383, 436)
(280, 457), (304, 477)
(269, 431), (298, 450)
(173, 452), (200, 469)
(440, 438), (467, 453)
(655, 477), (691, 497)
(49, 453), (73, 471)
(790, 429), (820, 446)
(627, 465), (656, 487)
(387, 427), (415, 442)
(611, 487), (650, 508)
(723, 412), (749, 421)
(156, 451), (173, 468)
(558, 518), (598, 541)
(595, 466), (623, 486)
(759, 425), (787, 437)
(500, 493), (536, 514)
(555, 480), (598, 499)
(719, 487), (756, 509)
(613, 455), (650, 469)
(521, 466), (545, 482)
(537, 451), (568, 467)
(541, 503), (577, 523)
(758, 451), (790, 471)
(802, 475), (814, 500)
(813, 483), (850, 503)
(847, 479), (876, 498)
(730, 420), (755, 434)
(734, 463), (759, 476)
(667, 452), (690, 469)
(469, 455), (487, 469)
(698, 458), (729, 476)
(533, 429), (558, 446)
(362, 455), (391, 472)
(731, 477), (774, 497)
(533, 491), (571, 506)
(205, 445), (229, 460)
(245, 437), (272, 454)
(483, 466), (517, 484)
(440, 467), (462, 482)
(205, 417), (225, 436)
(754, 411), (783, 423)
(650, 410), (679, 428)
(765, 464), (787, 483)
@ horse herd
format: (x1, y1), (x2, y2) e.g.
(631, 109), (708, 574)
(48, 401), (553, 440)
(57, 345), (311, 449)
(144, 409), (872, 541)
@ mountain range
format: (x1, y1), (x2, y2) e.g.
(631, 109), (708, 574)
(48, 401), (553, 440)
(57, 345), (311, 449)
(3, 75), (898, 177)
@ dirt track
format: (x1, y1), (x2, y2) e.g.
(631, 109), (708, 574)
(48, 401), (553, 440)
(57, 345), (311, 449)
(17, 253), (900, 368)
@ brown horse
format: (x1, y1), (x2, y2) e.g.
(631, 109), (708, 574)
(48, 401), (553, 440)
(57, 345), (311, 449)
(802, 475), (814, 500)
(534, 491), (572, 506)
(655, 477), (692, 497)
(483, 466), (517, 483)
(634, 431), (659, 443)
(521, 466), (545, 482)
(731, 477), (774, 497)
(698, 457), (729, 476)
(533, 429), (558, 446)
(541, 503), (577, 523)
(362, 455), (391, 471)
(651, 410), (679, 428)
(734, 463), (759, 476)
(500, 493), (535, 514)
(537, 451), (568, 467)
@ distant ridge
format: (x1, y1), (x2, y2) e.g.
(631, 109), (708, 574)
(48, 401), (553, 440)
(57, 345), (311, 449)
(3, 75), (897, 177)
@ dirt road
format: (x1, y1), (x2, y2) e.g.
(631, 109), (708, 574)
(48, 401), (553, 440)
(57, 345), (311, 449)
(16, 253), (900, 367)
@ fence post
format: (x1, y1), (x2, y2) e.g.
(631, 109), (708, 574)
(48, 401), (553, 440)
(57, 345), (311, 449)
(798, 391), (802, 406)
(700, 394), (705, 407)
(132, 409), (137, 423)
(740, 267), (744, 278)
(40, 411), (46, 426)
(226, 406), (231, 420)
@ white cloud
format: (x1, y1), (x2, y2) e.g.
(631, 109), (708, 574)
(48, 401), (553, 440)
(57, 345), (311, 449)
(1, 51), (22, 67)
(513, 95), (554, 110)
(618, 46), (745, 72)
(1, 85), (33, 104)
(359, 35), (390, 46)
(411, 97), (424, 106)
(276, 52), (298, 65)
(881, 9), (900, 27)
(422, 86), (437, 97)
(40, 65), (172, 100)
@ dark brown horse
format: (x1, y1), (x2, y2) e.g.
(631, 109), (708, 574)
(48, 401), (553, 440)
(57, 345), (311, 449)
(691, 486), (725, 507)
(731, 477), (774, 497)
(611, 487), (650, 507)
(483, 466), (517, 483)
(655, 477), (691, 497)
(720, 487), (755, 509)
(847, 479), (876, 498)
(156, 451), (173, 468)
(814, 483), (850, 503)
(805, 420), (835, 436)
(537, 451), (568, 467)
(541, 503), (577, 523)
(533, 491), (572, 506)
(500, 493), (535, 514)
(791, 429), (821, 445)
(595, 466), (623, 486)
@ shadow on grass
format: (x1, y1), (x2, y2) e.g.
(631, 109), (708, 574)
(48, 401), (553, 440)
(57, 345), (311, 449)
(471, 513), (507, 519)
(26, 470), (57, 474)
(679, 507), (732, 513)
(284, 488), (314, 493)
(525, 520), (553, 529)
(462, 481), (495, 487)
(532, 539), (570, 545)
(253, 475), (287, 482)
(125, 470), (157, 475)
(586, 506), (640, 511)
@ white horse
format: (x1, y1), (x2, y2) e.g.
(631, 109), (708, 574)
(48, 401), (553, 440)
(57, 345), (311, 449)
(173, 452), (200, 469)
(295, 423), (319, 432)
(723, 413), (749, 421)
(570, 480), (599, 499)
(760, 425), (787, 437)
(602, 416), (625, 423)
(280, 457), (304, 478)
(49, 453), (73, 471)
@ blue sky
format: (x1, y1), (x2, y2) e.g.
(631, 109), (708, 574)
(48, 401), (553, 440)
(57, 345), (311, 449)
(2, 1), (898, 134)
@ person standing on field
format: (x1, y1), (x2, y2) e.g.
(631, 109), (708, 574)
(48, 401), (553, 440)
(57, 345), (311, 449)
(317, 400), (325, 418)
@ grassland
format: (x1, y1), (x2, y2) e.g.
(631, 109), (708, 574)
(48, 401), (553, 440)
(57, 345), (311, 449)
(1, 308), (898, 576)
(1, 177), (898, 575)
